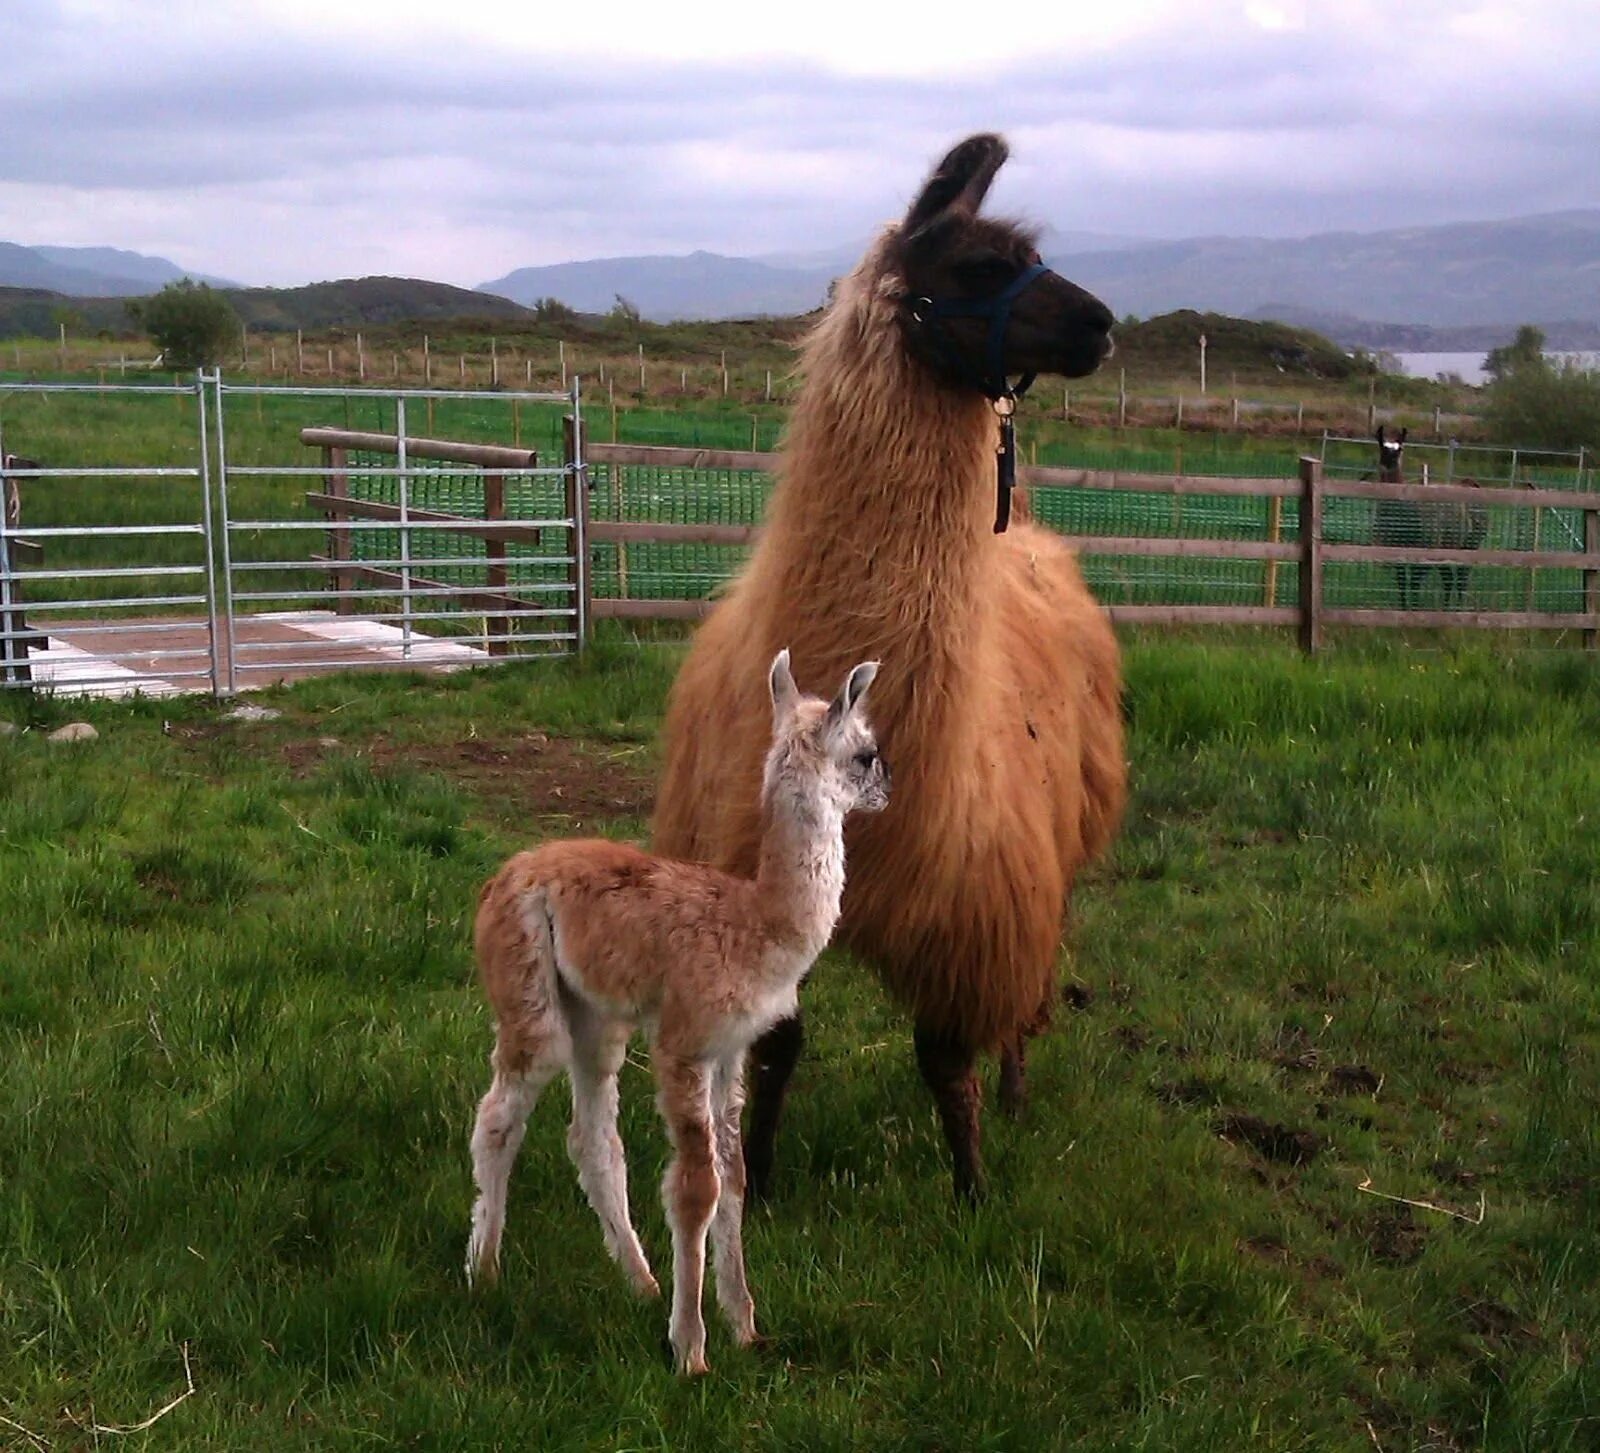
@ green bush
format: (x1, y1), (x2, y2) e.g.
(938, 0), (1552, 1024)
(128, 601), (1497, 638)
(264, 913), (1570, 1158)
(130, 279), (240, 369)
(1484, 358), (1600, 454)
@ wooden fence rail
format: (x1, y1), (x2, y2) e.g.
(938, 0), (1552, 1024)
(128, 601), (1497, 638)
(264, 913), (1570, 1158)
(583, 443), (1600, 651)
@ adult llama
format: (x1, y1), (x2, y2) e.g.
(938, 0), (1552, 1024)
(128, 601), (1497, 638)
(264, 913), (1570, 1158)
(653, 134), (1126, 1201)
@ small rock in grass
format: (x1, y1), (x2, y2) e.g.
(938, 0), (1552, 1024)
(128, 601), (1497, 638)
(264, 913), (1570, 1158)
(0, 721), (18, 737)
(48, 722), (98, 744)
(225, 703), (282, 723)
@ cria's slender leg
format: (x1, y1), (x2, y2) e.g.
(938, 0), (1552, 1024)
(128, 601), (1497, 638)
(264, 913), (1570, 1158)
(708, 1051), (757, 1346)
(467, 1042), (561, 1287)
(566, 1008), (657, 1298)
(914, 1022), (987, 1205)
(656, 1052), (719, 1375)
(744, 1014), (804, 1203)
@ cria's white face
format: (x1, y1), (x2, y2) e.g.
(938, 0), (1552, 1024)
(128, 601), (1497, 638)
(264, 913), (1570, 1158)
(767, 652), (891, 816)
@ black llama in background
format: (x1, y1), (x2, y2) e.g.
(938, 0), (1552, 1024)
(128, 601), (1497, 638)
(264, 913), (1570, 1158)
(1370, 426), (1487, 610)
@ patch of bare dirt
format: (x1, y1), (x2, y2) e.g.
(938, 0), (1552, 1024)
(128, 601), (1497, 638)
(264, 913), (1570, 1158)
(1214, 1112), (1326, 1166)
(364, 733), (658, 829)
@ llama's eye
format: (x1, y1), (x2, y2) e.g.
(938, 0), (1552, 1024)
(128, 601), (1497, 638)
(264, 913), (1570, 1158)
(854, 750), (878, 770)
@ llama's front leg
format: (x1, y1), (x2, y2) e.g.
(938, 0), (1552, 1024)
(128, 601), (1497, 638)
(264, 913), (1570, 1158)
(709, 1052), (758, 1346)
(567, 1013), (658, 1298)
(744, 1014), (804, 1202)
(914, 1021), (986, 1204)
(656, 1053), (719, 1374)
(467, 1044), (561, 1286)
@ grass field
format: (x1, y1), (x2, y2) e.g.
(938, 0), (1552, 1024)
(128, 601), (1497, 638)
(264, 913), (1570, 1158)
(3, 633), (1598, 1449)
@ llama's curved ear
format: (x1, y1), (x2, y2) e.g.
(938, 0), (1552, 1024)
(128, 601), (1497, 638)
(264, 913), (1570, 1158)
(828, 660), (879, 727)
(903, 134), (1008, 237)
(770, 648), (799, 722)
(1375, 425), (1386, 445)
(1397, 427), (1408, 444)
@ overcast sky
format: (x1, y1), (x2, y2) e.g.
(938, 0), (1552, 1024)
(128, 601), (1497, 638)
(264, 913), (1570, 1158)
(3, 0), (1597, 289)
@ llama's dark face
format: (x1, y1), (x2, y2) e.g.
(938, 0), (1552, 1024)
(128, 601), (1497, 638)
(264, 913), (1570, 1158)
(1375, 426), (1407, 480)
(891, 134), (1115, 388)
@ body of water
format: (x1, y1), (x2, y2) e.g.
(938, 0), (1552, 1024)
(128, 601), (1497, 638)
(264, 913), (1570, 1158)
(1391, 350), (1600, 386)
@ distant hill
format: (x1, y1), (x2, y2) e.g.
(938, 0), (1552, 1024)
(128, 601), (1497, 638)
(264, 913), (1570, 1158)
(1056, 211), (1600, 329)
(223, 277), (530, 332)
(479, 251), (834, 321)
(0, 276), (532, 341)
(0, 241), (236, 296)
(479, 211), (1600, 329)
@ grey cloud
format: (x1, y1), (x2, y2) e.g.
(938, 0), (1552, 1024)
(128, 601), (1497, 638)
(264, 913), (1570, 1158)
(2, 3), (1596, 284)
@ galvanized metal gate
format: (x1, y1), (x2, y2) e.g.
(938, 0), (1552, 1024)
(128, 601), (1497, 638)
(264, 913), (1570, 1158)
(0, 373), (587, 698)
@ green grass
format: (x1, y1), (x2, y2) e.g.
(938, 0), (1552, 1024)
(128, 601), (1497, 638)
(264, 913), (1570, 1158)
(3, 634), (1599, 1449)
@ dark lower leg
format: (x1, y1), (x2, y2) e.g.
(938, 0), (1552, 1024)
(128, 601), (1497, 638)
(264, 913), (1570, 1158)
(998, 1035), (1028, 1118)
(743, 1015), (804, 1203)
(913, 1023), (985, 1204)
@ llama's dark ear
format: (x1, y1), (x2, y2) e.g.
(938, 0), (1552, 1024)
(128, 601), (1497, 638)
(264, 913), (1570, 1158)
(770, 648), (800, 723)
(828, 660), (879, 728)
(1397, 427), (1408, 444)
(903, 134), (1008, 237)
(1376, 425), (1386, 445)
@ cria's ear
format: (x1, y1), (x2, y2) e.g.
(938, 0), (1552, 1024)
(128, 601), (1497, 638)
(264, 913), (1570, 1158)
(903, 133), (1008, 238)
(827, 660), (879, 728)
(769, 648), (800, 723)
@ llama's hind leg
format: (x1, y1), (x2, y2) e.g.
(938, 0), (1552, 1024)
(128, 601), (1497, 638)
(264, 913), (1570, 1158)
(914, 1022), (986, 1204)
(708, 1051), (758, 1346)
(566, 1007), (658, 1298)
(743, 1014), (804, 1203)
(467, 1039), (562, 1287)
(656, 1052), (719, 1374)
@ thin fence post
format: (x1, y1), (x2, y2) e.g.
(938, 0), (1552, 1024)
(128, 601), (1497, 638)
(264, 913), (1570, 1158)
(484, 472), (509, 656)
(1298, 456), (1323, 654)
(1585, 502), (1598, 651)
(1265, 494), (1284, 608)
(562, 414), (591, 648)
(325, 444), (353, 615)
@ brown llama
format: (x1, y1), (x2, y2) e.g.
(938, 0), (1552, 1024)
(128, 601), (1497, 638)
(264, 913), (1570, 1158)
(652, 134), (1126, 1202)
(467, 650), (889, 1374)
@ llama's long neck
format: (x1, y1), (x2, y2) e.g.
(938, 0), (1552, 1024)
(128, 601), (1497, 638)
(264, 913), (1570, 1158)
(754, 237), (998, 740)
(753, 781), (847, 961)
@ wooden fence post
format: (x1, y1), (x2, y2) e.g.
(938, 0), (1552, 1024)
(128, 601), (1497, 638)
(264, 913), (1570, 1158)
(1298, 456), (1323, 654)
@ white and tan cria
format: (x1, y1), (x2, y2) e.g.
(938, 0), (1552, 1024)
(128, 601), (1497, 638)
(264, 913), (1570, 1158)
(466, 650), (888, 1374)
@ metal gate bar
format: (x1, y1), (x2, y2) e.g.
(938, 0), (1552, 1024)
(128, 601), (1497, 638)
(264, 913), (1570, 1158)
(0, 378), (222, 694)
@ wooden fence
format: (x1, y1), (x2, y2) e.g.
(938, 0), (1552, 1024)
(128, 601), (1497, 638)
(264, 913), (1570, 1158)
(582, 443), (1600, 652)
(301, 427), (577, 656)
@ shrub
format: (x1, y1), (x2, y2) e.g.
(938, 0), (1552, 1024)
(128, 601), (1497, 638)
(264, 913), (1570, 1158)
(130, 279), (240, 369)
(1483, 358), (1600, 454)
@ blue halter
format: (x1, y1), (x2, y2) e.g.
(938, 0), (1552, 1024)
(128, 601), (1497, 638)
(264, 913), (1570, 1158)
(905, 261), (1052, 532)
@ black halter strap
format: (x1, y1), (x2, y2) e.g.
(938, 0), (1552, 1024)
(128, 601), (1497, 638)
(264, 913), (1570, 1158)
(906, 261), (1052, 532)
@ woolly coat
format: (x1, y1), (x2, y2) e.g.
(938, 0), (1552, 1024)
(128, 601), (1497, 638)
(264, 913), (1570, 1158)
(653, 234), (1126, 1050)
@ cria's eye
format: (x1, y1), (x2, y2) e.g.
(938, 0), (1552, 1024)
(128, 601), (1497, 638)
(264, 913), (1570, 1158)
(854, 750), (878, 770)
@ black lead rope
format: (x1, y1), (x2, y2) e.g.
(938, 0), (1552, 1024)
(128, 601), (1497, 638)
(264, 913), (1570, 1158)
(907, 261), (1052, 533)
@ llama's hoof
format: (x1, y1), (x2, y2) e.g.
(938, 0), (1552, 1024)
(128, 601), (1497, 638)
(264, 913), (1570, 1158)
(632, 1272), (662, 1300)
(953, 1172), (989, 1209)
